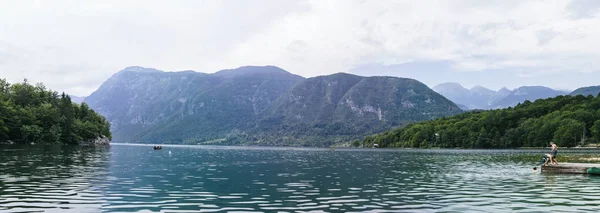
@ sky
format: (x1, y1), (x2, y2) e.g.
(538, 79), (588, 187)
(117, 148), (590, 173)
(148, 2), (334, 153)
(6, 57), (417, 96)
(1, 0), (600, 96)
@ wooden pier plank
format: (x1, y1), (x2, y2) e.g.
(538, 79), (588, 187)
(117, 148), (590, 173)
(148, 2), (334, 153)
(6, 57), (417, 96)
(541, 163), (600, 174)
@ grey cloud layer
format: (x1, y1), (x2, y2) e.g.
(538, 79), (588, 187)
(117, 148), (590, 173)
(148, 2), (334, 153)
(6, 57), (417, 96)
(1, 0), (599, 95)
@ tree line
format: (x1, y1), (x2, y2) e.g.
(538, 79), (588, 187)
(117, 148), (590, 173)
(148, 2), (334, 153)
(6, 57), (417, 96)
(0, 79), (111, 145)
(362, 93), (600, 148)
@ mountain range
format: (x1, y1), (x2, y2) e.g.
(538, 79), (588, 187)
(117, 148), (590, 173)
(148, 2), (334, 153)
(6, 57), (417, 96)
(432, 83), (569, 110)
(84, 66), (462, 146)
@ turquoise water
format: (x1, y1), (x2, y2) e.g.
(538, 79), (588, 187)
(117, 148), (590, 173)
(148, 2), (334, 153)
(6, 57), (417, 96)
(1, 144), (600, 212)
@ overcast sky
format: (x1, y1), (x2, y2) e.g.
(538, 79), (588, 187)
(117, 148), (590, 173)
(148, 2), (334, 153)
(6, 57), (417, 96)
(1, 0), (600, 96)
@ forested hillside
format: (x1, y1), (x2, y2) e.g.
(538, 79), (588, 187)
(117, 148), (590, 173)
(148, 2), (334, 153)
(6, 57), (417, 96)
(362, 94), (600, 148)
(241, 74), (462, 146)
(85, 66), (305, 144)
(85, 66), (462, 146)
(0, 79), (111, 145)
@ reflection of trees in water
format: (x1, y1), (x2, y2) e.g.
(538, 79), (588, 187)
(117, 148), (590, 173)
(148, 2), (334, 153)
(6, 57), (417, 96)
(0, 145), (110, 178)
(0, 145), (110, 212)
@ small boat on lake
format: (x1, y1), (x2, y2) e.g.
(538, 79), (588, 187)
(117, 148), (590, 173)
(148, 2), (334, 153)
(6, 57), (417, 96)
(153, 146), (162, 150)
(588, 167), (600, 175)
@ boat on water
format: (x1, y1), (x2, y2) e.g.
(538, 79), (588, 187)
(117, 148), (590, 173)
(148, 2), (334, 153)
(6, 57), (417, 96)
(153, 146), (163, 150)
(588, 167), (600, 175)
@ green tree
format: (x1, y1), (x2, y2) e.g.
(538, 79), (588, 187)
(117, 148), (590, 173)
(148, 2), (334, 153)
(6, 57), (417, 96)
(363, 92), (600, 148)
(591, 120), (600, 143)
(21, 125), (43, 144)
(0, 119), (8, 141)
(45, 125), (62, 144)
(553, 119), (585, 148)
(0, 79), (111, 145)
(0, 78), (9, 99)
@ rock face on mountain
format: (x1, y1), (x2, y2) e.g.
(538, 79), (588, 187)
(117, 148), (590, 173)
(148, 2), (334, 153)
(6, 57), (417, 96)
(433, 83), (567, 110)
(570, 86), (600, 97)
(85, 66), (303, 144)
(85, 66), (462, 146)
(252, 73), (462, 146)
(488, 87), (511, 107)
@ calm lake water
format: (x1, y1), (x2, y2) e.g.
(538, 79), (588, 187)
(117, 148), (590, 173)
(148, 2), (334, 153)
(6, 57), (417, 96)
(1, 144), (600, 212)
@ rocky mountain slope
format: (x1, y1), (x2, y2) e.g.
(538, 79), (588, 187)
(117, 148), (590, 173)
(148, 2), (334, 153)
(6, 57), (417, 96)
(86, 66), (462, 146)
(250, 73), (461, 146)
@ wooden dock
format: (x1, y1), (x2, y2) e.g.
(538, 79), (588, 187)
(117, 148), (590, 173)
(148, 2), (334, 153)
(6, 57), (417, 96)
(541, 163), (600, 174)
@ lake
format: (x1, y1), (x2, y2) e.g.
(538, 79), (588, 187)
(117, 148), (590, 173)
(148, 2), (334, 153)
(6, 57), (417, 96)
(1, 144), (600, 212)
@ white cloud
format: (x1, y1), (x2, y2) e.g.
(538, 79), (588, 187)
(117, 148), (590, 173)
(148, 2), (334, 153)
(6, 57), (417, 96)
(1, 0), (599, 95)
(224, 0), (600, 77)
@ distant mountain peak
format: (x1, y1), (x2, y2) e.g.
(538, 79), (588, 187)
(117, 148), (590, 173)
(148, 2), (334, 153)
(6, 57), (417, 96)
(471, 85), (487, 90)
(470, 85), (492, 91)
(214, 65), (296, 78)
(432, 82), (568, 110)
(512, 86), (565, 94)
(490, 86), (567, 109)
(319, 72), (360, 78)
(120, 66), (164, 73)
(432, 82), (468, 94)
(470, 85), (494, 96)
(517, 85), (555, 90)
(434, 82), (464, 88)
(498, 87), (511, 92)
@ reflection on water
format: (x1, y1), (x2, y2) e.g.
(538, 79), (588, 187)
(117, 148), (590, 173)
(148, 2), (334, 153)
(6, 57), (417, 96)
(1, 144), (600, 212)
(0, 145), (110, 213)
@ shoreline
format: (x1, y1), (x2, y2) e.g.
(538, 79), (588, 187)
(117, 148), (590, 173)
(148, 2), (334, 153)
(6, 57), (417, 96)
(108, 143), (600, 151)
(4, 141), (600, 151)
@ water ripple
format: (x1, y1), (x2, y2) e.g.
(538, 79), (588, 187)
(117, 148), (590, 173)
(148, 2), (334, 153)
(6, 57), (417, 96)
(2, 145), (600, 212)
